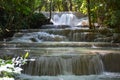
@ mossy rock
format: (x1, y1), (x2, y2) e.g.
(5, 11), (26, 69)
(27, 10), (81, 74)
(28, 13), (51, 29)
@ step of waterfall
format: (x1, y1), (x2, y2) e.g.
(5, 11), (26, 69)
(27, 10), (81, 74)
(0, 28), (120, 77)
(0, 41), (120, 76)
(9, 28), (120, 42)
(22, 54), (104, 75)
(1, 12), (120, 79)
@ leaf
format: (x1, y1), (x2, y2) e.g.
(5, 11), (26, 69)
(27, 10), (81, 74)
(5, 60), (12, 64)
(24, 52), (29, 59)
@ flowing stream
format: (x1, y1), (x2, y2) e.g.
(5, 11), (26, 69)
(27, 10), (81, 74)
(0, 13), (120, 80)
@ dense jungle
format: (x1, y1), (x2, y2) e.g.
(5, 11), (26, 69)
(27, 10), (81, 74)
(0, 0), (120, 40)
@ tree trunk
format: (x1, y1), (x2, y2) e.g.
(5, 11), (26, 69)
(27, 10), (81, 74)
(87, 0), (92, 29)
(62, 0), (69, 11)
(69, 0), (73, 11)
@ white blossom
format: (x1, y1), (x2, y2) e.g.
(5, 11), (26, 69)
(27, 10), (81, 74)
(13, 67), (23, 74)
(0, 77), (15, 80)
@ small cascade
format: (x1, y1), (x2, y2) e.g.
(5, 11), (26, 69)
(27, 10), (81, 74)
(22, 54), (104, 76)
(1, 12), (120, 80)
(9, 28), (120, 42)
(9, 29), (100, 42)
(51, 13), (88, 27)
(101, 53), (120, 72)
(11, 32), (67, 42)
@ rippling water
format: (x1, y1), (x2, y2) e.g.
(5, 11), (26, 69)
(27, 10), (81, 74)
(18, 72), (120, 80)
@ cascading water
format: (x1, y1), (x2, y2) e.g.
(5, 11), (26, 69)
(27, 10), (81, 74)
(11, 32), (68, 42)
(51, 13), (89, 27)
(0, 12), (120, 80)
(10, 28), (118, 42)
(22, 54), (104, 76)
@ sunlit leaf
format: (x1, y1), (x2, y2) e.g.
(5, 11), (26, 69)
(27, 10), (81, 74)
(24, 52), (29, 59)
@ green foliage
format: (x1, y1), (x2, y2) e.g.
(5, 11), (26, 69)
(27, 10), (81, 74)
(79, 0), (120, 30)
(0, 0), (51, 39)
(0, 71), (15, 78)
(80, 0), (87, 14)
(0, 0), (32, 30)
(0, 0), (120, 33)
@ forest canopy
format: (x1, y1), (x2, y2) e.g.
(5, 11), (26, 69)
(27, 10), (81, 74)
(0, 0), (120, 39)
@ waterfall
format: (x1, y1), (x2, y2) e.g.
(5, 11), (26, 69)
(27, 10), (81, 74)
(10, 29), (100, 42)
(51, 13), (88, 27)
(22, 54), (104, 76)
(11, 32), (68, 42)
(101, 53), (120, 72)
(1, 12), (120, 80)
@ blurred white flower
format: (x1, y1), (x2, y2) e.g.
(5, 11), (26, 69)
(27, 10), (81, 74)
(0, 77), (15, 80)
(0, 64), (14, 73)
(100, 4), (103, 6)
(13, 67), (23, 74)
(0, 52), (33, 79)
(5, 64), (14, 68)
(0, 65), (7, 72)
